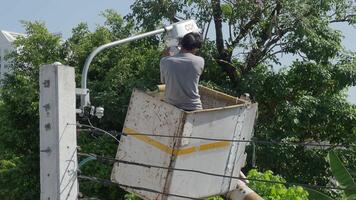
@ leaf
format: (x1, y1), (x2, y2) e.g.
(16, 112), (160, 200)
(185, 0), (193, 6)
(221, 4), (233, 17)
(348, 194), (356, 200)
(303, 187), (334, 200)
(328, 151), (356, 198)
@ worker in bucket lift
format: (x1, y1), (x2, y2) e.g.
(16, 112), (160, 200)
(160, 32), (205, 111)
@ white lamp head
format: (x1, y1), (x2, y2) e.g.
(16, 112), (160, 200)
(170, 20), (200, 39)
(165, 20), (200, 48)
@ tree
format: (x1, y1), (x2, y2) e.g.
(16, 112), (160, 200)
(66, 12), (162, 199)
(306, 151), (356, 200)
(247, 169), (309, 200)
(0, 10), (163, 199)
(129, 0), (356, 84)
(1, 1), (355, 199)
(0, 21), (65, 199)
(128, 0), (356, 189)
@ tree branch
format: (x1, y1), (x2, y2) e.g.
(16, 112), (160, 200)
(229, 12), (262, 49)
(258, 49), (285, 64)
(212, 0), (237, 82)
(330, 14), (356, 23)
(246, 30), (288, 72)
(203, 16), (212, 42)
(212, 0), (224, 55)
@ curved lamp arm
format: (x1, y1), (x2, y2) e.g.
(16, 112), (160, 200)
(80, 26), (173, 108)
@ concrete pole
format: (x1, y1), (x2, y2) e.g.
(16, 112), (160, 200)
(40, 63), (78, 200)
(227, 180), (264, 200)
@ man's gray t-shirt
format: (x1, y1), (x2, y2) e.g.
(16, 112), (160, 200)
(160, 52), (204, 111)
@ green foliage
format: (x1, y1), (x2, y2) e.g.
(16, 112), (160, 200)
(304, 188), (334, 200)
(329, 151), (356, 199)
(206, 196), (224, 200)
(0, 21), (64, 199)
(247, 169), (308, 200)
(129, 0), (355, 67)
(0, 11), (162, 199)
(78, 135), (124, 199)
(0, 1), (355, 199)
(240, 59), (356, 186)
(305, 151), (356, 200)
(124, 193), (142, 200)
(65, 10), (162, 199)
(65, 10), (161, 130)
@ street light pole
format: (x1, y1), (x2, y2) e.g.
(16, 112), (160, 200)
(80, 27), (171, 109)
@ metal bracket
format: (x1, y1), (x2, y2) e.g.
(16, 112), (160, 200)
(76, 88), (89, 96)
(76, 88), (89, 115)
(40, 146), (52, 154)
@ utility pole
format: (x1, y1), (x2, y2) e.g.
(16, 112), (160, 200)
(227, 180), (264, 200)
(39, 63), (78, 200)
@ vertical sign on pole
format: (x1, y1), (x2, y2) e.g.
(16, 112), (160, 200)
(40, 64), (78, 200)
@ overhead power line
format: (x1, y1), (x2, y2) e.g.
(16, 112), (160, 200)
(74, 123), (120, 143)
(78, 175), (201, 200)
(78, 152), (356, 192)
(73, 123), (356, 149)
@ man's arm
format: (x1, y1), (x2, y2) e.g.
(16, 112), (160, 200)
(197, 56), (205, 75)
(159, 58), (165, 84)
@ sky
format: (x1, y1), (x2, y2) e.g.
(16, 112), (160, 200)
(1, 0), (355, 103)
(0, 0), (133, 36)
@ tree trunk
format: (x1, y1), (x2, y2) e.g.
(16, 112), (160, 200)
(211, 0), (237, 83)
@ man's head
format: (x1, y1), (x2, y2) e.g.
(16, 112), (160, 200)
(181, 32), (203, 54)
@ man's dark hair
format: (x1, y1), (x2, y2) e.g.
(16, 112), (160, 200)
(181, 32), (203, 50)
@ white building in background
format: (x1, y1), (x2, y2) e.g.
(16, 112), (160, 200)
(0, 30), (24, 80)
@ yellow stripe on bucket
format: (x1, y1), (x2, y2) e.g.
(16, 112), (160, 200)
(123, 128), (230, 156)
(199, 141), (230, 151)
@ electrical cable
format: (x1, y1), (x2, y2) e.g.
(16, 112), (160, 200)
(87, 118), (94, 128)
(73, 123), (356, 191)
(77, 152), (356, 192)
(79, 156), (97, 168)
(78, 175), (201, 200)
(74, 123), (356, 149)
(72, 123), (120, 143)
